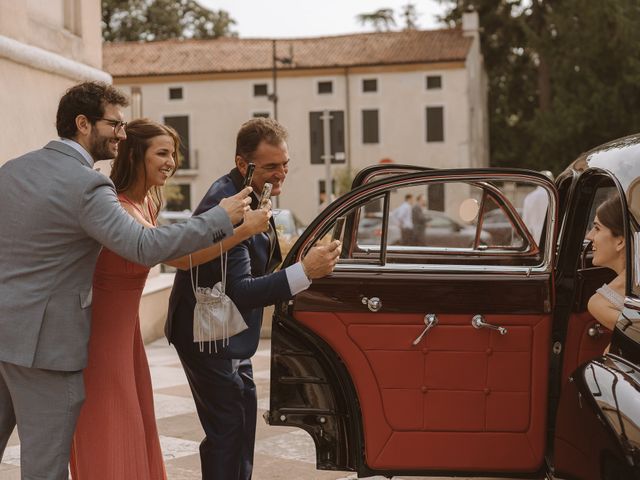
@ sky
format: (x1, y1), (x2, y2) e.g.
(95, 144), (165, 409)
(197, 0), (449, 38)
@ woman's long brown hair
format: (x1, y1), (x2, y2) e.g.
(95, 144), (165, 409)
(596, 195), (624, 238)
(110, 118), (181, 221)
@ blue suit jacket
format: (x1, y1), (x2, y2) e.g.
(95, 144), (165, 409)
(166, 168), (291, 358)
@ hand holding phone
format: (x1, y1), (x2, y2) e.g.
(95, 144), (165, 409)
(244, 163), (256, 188)
(259, 182), (272, 209)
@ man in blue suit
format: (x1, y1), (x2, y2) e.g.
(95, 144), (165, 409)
(166, 117), (340, 480)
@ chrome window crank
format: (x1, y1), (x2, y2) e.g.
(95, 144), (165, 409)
(412, 314), (438, 346)
(361, 296), (382, 312)
(471, 314), (507, 335)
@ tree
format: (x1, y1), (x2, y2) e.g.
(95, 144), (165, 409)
(437, 0), (640, 173)
(356, 8), (397, 32)
(102, 0), (237, 42)
(524, 0), (640, 171)
(400, 3), (420, 30)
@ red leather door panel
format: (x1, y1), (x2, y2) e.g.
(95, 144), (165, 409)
(294, 310), (551, 472)
(561, 311), (611, 382)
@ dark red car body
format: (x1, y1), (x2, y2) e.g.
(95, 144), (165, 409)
(266, 134), (640, 480)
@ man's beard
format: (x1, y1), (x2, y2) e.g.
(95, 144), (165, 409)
(88, 129), (116, 161)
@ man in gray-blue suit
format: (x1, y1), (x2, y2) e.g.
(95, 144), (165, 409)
(166, 118), (340, 480)
(0, 82), (251, 480)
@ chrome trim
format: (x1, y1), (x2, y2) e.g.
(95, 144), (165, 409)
(332, 263), (551, 275)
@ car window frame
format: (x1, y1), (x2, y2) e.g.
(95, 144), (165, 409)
(293, 169), (558, 275)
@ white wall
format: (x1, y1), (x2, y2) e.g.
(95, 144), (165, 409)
(0, 0), (105, 164)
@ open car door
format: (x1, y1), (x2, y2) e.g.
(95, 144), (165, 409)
(267, 168), (558, 477)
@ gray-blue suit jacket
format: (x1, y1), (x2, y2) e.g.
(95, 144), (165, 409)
(0, 141), (233, 371)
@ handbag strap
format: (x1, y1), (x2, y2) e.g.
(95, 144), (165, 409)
(189, 243), (226, 296)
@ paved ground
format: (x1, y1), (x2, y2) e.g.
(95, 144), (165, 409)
(0, 338), (503, 480)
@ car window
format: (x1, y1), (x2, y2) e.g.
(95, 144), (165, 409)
(336, 178), (552, 268)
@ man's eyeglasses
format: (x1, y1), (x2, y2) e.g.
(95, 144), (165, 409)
(96, 117), (127, 135)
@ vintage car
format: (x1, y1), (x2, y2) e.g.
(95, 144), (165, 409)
(265, 133), (640, 479)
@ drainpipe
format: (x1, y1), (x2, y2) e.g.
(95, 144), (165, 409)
(344, 66), (352, 183)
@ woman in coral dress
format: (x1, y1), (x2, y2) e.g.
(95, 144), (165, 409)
(70, 119), (269, 479)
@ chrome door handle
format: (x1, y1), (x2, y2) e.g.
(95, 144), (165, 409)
(412, 314), (438, 346)
(471, 314), (507, 335)
(362, 296), (382, 312)
(588, 323), (603, 338)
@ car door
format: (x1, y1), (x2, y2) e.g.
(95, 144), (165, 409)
(267, 169), (557, 477)
(551, 168), (639, 480)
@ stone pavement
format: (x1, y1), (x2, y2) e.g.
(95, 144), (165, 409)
(0, 338), (502, 480)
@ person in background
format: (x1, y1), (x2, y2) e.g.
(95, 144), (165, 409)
(70, 119), (271, 480)
(390, 193), (414, 244)
(412, 194), (427, 245)
(166, 117), (340, 480)
(586, 195), (626, 332)
(0, 82), (249, 480)
(522, 170), (554, 244)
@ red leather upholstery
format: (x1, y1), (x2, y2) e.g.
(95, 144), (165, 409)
(561, 311), (611, 382)
(295, 311), (551, 472)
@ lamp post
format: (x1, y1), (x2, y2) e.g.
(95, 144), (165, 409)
(268, 40), (293, 208)
(268, 39), (293, 121)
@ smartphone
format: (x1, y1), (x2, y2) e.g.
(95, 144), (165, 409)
(259, 182), (272, 209)
(244, 163), (256, 188)
(331, 216), (346, 242)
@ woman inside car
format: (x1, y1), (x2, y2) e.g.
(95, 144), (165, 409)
(70, 119), (271, 480)
(586, 195), (626, 331)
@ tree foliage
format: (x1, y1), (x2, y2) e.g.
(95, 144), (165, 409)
(356, 8), (397, 31)
(437, 0), (640, 173)
(102, 0), (237, 42)
(357, 3), (421, 31)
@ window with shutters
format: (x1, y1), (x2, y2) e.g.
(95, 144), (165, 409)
(425, 106), (444, 142)
(164, 115), (191, 168)
(426, 75), (442, 90)
(317, 81), (333, 94)
(362, 78), (378, 93)
(253, 83), (268, 96)
(362, 109), (379, 144)
(169, 87), (183, 100)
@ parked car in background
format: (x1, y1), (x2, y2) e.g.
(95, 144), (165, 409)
(266, 140), (640, 480)
(481, 207), (525, 247)
(273, 208), (306, 258)
(358, 209), (493, 247)
(157, 209), (192, 226)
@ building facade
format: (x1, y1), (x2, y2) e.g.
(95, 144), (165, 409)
(104, 13), (488, 224)
(0, 0), (109, 163)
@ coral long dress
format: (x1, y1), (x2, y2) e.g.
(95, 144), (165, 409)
(70, 197), (166, 480)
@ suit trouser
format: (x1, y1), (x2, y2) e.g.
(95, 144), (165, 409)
(175, 343), (257, 480)
(0, 361), (84, 480)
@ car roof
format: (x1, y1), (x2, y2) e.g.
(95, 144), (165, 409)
(562, 132), (640, 221)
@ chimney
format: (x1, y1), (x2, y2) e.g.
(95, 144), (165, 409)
(462, 11), (479, 36)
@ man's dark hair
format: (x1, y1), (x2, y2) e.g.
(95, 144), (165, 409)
(56, 81), (129, 139)
(235, 117), (288, 161)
